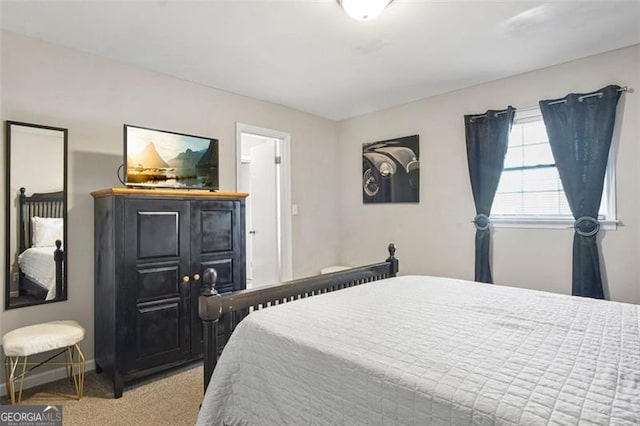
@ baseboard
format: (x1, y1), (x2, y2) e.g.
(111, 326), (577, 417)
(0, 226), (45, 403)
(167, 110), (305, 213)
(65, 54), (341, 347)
(0, 359), (95, 397)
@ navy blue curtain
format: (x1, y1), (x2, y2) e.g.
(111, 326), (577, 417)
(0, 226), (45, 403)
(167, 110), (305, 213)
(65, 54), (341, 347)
(539, 85), (621, 299)
(464, 107), (515, 283)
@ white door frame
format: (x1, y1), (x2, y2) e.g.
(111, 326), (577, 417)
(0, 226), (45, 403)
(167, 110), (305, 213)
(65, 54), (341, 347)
(236, 123), (293, 282)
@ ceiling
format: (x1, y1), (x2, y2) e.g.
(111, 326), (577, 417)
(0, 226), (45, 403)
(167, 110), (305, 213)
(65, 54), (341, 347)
(1, 1), (639, 120)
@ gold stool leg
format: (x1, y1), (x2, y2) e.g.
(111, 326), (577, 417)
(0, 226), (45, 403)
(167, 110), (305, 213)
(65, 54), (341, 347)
(16, 357), (27, 404)
(69, 344), (85, 400)
(5, 356), (25, 405)
(65, 346), (73, 380)
(4, 357), (9, 403)
(7, 357), (18, 404)
(4, 356), (15, 404)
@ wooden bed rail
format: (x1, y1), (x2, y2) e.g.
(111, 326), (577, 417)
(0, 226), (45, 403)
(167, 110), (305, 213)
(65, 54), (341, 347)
(198, 243), (399, 391)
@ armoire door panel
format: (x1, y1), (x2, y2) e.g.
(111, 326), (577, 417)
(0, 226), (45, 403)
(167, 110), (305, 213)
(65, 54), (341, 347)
(136, 265), (180, 302)
(136, 211), (180, 259)
(199, 209), (233, 253)
(190, 200), (243, 312)
(136, 299), (181, 358)
(123, 199), (191, 373)
(199, 258), (233, 292)
(190, 200), (244, 356)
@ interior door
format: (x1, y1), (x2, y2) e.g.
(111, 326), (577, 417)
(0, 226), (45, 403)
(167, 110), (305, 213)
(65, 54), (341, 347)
(248, 140), (279, 286)
(123, 198), (191, 373)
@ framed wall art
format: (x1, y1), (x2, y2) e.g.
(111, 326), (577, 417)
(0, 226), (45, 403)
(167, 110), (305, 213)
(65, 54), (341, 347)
(362, 135), (419, 203)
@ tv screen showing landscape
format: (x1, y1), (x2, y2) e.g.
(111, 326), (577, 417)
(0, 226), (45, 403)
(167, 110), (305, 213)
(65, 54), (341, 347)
(124, 125), (219, 190)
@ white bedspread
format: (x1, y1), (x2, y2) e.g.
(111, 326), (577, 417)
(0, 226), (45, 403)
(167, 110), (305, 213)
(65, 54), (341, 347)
(197, 275), (640, 426)
(17, 246), (58, 301)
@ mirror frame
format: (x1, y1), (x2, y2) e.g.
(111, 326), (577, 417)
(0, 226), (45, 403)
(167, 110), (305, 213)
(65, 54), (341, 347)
(4, 121), (68, 309)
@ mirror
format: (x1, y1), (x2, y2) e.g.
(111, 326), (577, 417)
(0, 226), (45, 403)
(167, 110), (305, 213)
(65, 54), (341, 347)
(5, 121), (68, 309)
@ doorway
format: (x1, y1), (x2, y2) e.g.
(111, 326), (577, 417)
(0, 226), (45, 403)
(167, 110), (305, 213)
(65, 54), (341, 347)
(236, 123), (292, 288)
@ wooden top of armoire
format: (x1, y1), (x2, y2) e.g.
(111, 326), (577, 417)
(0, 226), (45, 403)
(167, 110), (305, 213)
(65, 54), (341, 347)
(91, 187), (249, 199)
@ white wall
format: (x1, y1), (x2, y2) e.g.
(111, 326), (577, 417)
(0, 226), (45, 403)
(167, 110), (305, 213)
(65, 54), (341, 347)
(0, 31), (341, 361)
(337, 45), (640, 304)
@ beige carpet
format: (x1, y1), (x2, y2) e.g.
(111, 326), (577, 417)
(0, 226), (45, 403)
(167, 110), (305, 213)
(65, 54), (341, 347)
(2, 363), (203, 425)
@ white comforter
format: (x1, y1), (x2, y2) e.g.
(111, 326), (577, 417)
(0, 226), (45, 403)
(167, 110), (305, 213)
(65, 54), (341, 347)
(197, 275), (640, 425)
(17, 246), (58, 301)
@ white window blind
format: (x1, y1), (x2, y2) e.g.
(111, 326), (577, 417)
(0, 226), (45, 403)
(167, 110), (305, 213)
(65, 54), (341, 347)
(491, 108), (612, 222)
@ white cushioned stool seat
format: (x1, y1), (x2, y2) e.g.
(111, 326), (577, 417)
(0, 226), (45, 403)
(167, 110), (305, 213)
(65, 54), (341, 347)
(2, 320), (85, 357)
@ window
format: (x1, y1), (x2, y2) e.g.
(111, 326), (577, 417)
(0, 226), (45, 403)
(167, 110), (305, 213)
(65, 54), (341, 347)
(491, 108), (616, 229)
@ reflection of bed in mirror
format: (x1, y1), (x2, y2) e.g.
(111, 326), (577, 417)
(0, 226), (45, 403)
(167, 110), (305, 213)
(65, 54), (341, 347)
(17, 187), (64, 301)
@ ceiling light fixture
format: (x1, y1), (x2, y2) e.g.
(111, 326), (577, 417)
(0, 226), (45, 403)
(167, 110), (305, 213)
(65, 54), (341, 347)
(338, 0), (393, 21)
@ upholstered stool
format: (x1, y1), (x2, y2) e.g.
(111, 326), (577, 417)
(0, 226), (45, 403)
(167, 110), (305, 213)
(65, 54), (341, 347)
(2, 320), (85, 404)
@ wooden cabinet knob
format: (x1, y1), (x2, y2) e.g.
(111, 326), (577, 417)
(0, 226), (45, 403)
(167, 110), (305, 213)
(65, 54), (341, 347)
(193, 273), (201, 281)
(182, 275), (190, 283)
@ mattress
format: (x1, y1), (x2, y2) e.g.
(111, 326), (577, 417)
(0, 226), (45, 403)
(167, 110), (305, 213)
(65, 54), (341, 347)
(17, 246), (58, 301)
(197, 275), (640, 425)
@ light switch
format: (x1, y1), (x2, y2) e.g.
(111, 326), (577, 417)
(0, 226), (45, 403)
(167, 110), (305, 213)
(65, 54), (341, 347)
(292, 204), (299, 215)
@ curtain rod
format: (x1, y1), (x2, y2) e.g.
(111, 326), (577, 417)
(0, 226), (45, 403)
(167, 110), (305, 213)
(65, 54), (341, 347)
(468, 109), (511, 121)
(547, 86), (630, 105)
(469, 86), (631, 120)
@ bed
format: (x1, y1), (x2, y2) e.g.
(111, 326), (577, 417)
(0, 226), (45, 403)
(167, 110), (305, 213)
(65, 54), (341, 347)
(16, 187), (64, 301)
(196, 245), (640, 425)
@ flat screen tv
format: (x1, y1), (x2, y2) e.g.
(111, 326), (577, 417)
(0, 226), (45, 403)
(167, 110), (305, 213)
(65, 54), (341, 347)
(124, 124), (219, 190)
